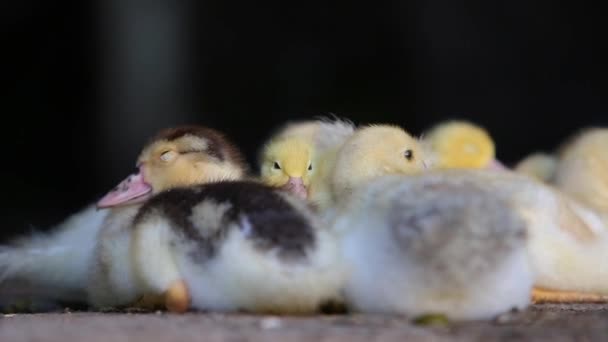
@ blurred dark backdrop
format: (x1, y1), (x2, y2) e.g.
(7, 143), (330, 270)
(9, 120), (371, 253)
(1, 0), (606, 239)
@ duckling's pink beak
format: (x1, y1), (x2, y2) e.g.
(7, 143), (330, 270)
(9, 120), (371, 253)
(280, 177), (308, 200)
(97, 169), (153, 208)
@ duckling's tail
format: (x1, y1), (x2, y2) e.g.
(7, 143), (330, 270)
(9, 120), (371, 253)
(0, 205), (106, 307)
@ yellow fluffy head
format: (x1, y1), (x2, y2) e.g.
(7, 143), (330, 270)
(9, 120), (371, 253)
(331, 125), (428, 196)
(259, 137), (315, 188)
(138, 126), (246, 192)
(425, 121), (495, 169)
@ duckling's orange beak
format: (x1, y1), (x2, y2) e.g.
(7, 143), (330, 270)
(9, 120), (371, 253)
(97, 169), (153, 208)
(280, 177), (308, 200)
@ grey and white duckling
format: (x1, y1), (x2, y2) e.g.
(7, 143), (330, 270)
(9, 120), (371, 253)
(331, 174), (532, 320)
(87, 126), (248, 309)
(130, 181), (345, 314)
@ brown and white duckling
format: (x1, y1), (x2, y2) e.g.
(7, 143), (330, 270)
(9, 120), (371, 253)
(87, 125), (248, 309)
(130, 181), (345, 313)
(309, 124), (432, 210)
(332, 174), (532, 320)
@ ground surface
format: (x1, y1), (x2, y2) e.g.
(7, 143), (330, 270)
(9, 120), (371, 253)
(1, 304), (607, 341)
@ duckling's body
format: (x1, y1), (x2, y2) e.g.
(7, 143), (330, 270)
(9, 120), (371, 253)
(407, 169), (608, 298)
(332, 174), (532, 320)
(131, 181), (345, 313)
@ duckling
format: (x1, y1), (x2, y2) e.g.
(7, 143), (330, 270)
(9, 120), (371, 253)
(514, 152), (557, 183)
(553, 128), (608, 224)
(409, 169), (608, 303)
(332, 174), (532, 320)
(259, 137), (315, 200)
(130, 181), (345, 313)
(87, 125), (248, 309)
(309, 124), (431, 209)
(424, 120), (504, 170)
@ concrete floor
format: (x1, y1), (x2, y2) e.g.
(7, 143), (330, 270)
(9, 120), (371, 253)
(1, 304), (607, 342)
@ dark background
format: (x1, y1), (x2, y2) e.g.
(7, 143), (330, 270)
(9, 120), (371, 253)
(2, 0), (606, 240)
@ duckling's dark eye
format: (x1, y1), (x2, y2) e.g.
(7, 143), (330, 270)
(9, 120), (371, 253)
(273, 162), (281, 170)
(308, 163), (312, 171)
(404, 149), (414, 161)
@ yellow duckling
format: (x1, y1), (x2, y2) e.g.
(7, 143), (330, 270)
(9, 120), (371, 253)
(553, 128), (608, 222)
(259, 137), (315, 200)
(310, 124), (431, 209)
(424, 120), (504, 170)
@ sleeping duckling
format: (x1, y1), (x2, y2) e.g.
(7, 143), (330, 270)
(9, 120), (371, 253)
(87, 125), (248, 309)
(1, 125), (247, 310)
(553, 128), (608, 223)
(332, 174), (532, 320)
(309, 124), (431, 209)
(259, 137), (315, 200)
(514, 152), (557, 183)
(424, 120), (504, 170)
(130, 181), (345, 313)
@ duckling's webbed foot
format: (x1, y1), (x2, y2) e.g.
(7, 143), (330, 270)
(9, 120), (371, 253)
(532, 287), (608, 303)
(165, 279), (190, 313)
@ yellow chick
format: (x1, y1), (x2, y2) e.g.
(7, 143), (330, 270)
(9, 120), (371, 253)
(259, 137), (315, 200)
(424, 120), (502, 170)
(553, 128), (608, 222)
(514, 152), (557, 183)
(309, 124), (431, 209)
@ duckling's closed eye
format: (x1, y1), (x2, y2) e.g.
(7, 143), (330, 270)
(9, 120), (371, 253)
(404, 149), (414, 161)
(160, 150), (177, 162)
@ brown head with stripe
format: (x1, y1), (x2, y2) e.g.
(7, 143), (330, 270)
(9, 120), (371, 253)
(97, 125), (248, 208)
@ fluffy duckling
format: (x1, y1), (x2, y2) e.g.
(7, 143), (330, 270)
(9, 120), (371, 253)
(514, 152), (557, 183)
(259, 137), (315, 200)
(332, 174), (532, 320)
(87, 125), (248, 309)
(130, 181), (345, 314)
(414, 169), (608, 303)
(309, 124), (431, 209)
(424, 120), (505, 170)
(258, 117), (355, 199)
(553, 128), (608, 223)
